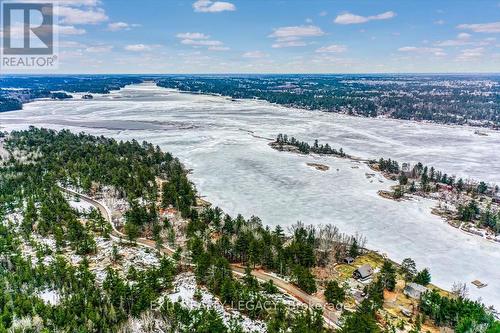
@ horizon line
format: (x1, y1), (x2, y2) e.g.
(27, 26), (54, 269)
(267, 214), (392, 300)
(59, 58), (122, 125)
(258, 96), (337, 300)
(2, 72), (500, 76)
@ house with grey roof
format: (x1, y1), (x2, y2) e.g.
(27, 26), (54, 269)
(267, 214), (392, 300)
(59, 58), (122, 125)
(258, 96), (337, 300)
(404, 282), (428, 299)
(353, 264), (373, 281)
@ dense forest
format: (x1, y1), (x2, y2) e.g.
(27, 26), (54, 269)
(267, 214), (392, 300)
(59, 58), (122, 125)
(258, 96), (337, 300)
(0, 76), (142, 112)
(0, 76), (143, 94)
(156, 75), (500, 127)
(0, 96), (22, 112)
(0, 128), (197, 331)
(0, 128), (339, 332)
(420, 291), (499, 332)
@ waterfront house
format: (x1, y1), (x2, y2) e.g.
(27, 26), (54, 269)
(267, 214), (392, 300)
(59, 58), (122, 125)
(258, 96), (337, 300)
(404, 282), (428, 299)
(353, 264), (373, 281)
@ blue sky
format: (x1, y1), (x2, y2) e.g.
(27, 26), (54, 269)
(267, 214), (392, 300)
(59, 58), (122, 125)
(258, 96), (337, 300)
(6, 0), (500, 73)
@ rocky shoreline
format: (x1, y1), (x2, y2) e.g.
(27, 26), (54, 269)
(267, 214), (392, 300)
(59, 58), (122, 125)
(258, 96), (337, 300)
(269, 139), (500, 246)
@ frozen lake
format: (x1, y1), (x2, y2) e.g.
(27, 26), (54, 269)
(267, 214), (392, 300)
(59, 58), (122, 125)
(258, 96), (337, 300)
(1, 83), (499, 309)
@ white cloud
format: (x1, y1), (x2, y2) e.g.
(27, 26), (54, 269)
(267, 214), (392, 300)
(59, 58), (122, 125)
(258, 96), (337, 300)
(59, 41), (87, 48)
(208, 46), (229, 51)
(435, 40), (464, 47)
(315, 44), (347, 53)
(176, 32), (210, 39)
(334, 11), (396, 25)
(107, 22), (140, 32)
(86, 45), (113, 53)
(176, 32), (227, 50)
(456, 47), (485, 61)
(275, 36), (301, 42)
(57, 0), (100, 6)
(398, 46), (446, 56)
(319, 11), (328, 17)
(59, 49), (83, 58)
(181, 39), (223, 47)
(478, 37), (497, 46)
(457, 32), (472, 40)
(457, 22), (500, 33)
(124, 44), (153, 52)
(268, 25), (324, 48)
(269, 25), (324, 38)
(56, 25), (86, 35)
(108, 22), (128, 31)
(434, 19), (445, 25)
(271, 41), (308, 49)
(434, 33), (471, 46)
(193, 0), (236, 13)
(242, 51), (268, 58)
(58, 6), (108, 25)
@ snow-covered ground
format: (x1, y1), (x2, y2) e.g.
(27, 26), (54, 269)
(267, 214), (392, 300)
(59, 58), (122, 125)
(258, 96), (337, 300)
(68, 198), (95, 213)
(18, 229), (161, 285)
(1, 83), (499, 309)
(0, 138), (9, 161)
(37, 289), (61, 306)
(166, 273), (266, 332)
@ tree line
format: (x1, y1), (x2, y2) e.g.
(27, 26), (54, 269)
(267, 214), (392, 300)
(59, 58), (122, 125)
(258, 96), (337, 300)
(156, 75), (500, 127)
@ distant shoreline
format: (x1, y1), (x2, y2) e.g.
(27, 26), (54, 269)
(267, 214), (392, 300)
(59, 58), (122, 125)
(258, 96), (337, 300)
(170, 86), (500, 131)
(3, 80), (498, 132)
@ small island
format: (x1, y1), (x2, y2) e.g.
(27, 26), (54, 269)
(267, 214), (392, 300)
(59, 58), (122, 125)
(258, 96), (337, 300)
(307, 162), (330, 171)
(270, 133), (348, 157)
(50, 92), (73, 100)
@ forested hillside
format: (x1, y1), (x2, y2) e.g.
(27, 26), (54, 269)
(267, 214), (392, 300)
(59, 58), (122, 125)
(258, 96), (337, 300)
(0, 128), (333, 332)
(0, 128), (498, 332)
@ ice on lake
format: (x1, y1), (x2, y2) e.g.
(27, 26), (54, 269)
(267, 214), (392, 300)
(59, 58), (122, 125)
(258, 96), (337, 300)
(1, 82), (499, 309)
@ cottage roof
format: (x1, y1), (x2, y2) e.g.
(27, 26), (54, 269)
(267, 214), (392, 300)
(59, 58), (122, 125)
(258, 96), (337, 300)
(405, 282), (428, 293)
(355, 264), (373, 278)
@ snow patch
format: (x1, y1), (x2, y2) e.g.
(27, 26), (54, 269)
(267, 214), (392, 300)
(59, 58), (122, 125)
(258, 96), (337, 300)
(166, 273), (267, 332)
(37, 289), (60, 305)
(68, 198), (94, 213)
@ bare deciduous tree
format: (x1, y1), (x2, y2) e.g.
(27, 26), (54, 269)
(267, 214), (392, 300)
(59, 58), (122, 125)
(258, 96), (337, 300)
(451, 281), (469, 299)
